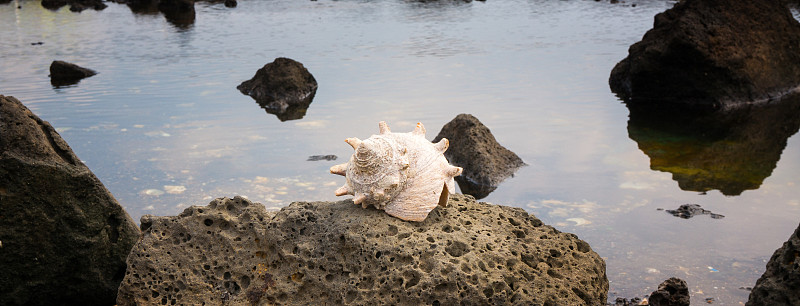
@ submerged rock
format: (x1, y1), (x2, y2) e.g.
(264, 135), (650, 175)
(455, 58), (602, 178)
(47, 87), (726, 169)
(746, 222), (800, 306)
(49, 60), (97, 87)
(663, 204), (724, 219)
(0, 95), (140, 305)
(609, 0), (800, 111)
(118, 194), (608, 305)
(648, 277), (690, 306)
(237, 57), (318, 121)
(433, 114), (525, 199)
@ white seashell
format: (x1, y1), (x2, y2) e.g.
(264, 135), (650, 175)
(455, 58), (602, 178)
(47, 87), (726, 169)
(330, 121), (463, 221)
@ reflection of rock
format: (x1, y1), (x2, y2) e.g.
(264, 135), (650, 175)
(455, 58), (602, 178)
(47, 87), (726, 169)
(648, 278), (690, 306)
(41, 0), (107, 12)
(158, 0), (195, 28)
(627, 93), (800, 196)
(609, 0), (800, 110)
(237, 58), (318, 122)
(49, 60), (97, 87)
(0, 95), (140, 304)
(433, 114), (525, 199)
(746, 222), (800, 306)
(118, 194), (609, 305)
(663, 204), (724, 219)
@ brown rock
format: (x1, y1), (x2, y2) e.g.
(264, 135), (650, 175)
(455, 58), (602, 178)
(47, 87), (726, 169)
(118, 194), (608, 305)
(746, 222), (800, 306)
(237, 57), (318, 121)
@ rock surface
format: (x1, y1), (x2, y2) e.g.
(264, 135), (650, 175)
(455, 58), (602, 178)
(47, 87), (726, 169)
(648, 277), (690, 306)
(433, 114), (525, 199)
(237, 57), (318, 121)
(663, 204), (724, 219)
(746, 222), (800, 306)
(609, 0), (800, 111)
(49, 60), (97, 86)
(0, 95), (140, 305)
(118, 194), (608, 305)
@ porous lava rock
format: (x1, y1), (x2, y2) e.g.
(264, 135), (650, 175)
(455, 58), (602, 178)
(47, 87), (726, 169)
(433, 114), (525, 199)
(49, 60), (97, 86)
(648, 277), (690, 306)
(0, 95), (140, 305)
(609, 0), (800, 111)
(746, 222), (800, 306)
(118, 194), (608, 305)
(237, 57), (318, 121)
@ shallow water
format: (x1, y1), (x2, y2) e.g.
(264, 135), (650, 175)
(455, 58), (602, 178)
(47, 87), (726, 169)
(3, 0), (800, 304)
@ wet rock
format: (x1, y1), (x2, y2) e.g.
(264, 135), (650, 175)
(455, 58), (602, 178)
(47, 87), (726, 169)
(746, 222), (800, 306)
(237, 57), (318, 121)
(49, 60), (97, 87)
(433, 114), (526, 199)
(627, 93), (800, 196)
(118, 194), (608, 305)
(663, 204), (724, 219)
(609, 0), (800, 111)
(648, 277), (690, 306)
(0, 95), (140, 305)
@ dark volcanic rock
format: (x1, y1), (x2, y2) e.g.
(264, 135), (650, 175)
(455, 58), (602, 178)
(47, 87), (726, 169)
(663, 204), (724, 219)
(0, 95), (140, 305)
(746, 222), (800, 306)
(433, 114), (525, 199)
(237, 57), (318, 121)
(648, 278), (690, 306)
(609, 0), (800, 111)
(118, 194), (608, 305)
(49, 60), (97, 86)
(627, 93), (800, 196)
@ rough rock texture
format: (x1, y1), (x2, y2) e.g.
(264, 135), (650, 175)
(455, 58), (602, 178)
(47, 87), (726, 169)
(627, 93), (800, 196)
(648, 277), (690, 306)
(433, 114), (525, 199)
(746, 222), (800, 306)
(237, 57), (318, 121)
(609, 0), (800, 111)
(118, 194), (608, 305)
(40, 0), (107, 12)
(0, 95), (140, 305)
(49, 60), (97, 87)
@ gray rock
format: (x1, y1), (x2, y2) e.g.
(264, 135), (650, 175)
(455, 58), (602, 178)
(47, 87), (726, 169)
(49, 60), (97, 86)
(0, 95), (140, 305)
(746, 222), (800, 306)
(118, 194), (608, 305)
(609, 0), (800, 111)
(237, 57), (318, 121)
(648, 277), (690, 306)
(433, 114), (526, 199)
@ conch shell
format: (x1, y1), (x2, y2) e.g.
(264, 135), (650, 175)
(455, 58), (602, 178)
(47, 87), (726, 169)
(330, 121), (463, 221)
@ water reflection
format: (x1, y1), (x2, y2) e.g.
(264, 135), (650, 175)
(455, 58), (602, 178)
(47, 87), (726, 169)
(124, 0), (195, 28)
(627, 94), (800, 196)
(254, 92), (315, 122)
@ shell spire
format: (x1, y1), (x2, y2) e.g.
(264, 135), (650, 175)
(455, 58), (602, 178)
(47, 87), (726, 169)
(330, 121), (462, 222)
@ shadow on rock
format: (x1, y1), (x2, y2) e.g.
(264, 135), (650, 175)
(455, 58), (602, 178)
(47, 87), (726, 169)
(237, 57), (318, 122)
(627, 93), (800, 196)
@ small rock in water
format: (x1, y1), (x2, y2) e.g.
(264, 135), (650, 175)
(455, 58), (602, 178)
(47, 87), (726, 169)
(307, 154), (337, 161)
(663, 204), (724, 219)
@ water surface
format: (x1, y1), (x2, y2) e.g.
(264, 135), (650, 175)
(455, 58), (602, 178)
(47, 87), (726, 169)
(3, 0), (800, 304)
